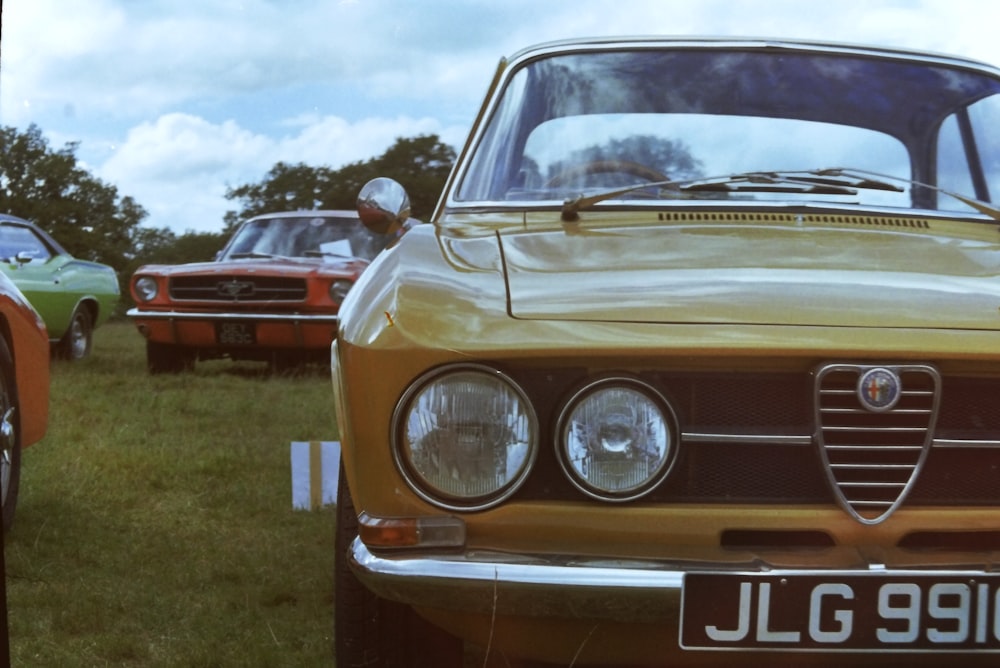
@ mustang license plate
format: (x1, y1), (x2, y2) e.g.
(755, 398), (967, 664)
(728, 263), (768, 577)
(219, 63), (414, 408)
(681, 573), (1000, 652)
(215, 321), (256, 345)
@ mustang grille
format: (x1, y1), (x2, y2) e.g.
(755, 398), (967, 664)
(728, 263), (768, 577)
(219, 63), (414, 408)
(814, 365), (939, 524)
(168, 275), (307, 302)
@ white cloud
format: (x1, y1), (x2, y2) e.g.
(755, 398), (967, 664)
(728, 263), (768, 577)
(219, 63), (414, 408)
(97, 111), (463, 233)
(102, 114), (269, 180)
(276, 115), (467, 167)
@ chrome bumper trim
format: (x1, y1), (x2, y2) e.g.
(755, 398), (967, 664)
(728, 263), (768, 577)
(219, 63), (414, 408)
(350, 539), (1000, 624)
(126, 307), (338, 324)
(349, 538), (682, 621)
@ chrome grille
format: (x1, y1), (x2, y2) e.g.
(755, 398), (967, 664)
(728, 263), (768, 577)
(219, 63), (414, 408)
(815, 364), (939, 524)
(168, 275), (307, 302)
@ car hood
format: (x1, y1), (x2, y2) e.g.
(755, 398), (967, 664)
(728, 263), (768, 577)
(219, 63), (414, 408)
(499, 219), (1000, 330)
(140, 257), (370, 278)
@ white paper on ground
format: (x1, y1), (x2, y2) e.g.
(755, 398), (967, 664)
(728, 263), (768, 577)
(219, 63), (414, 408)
(290, 441), (340, 510)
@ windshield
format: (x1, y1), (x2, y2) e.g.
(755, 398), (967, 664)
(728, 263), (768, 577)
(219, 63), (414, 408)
(219, 214), (390, 261)
(456, 48), (1000, 214)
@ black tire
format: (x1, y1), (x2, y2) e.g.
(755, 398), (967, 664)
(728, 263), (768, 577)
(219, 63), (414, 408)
(0, 336), (22, 532)
(334, 463), (463, 668)
(58, 306), (93, 361)
(146, 341), (195, 374)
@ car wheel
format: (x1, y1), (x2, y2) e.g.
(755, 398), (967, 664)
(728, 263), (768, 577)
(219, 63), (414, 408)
(0, 336), (22, 531)
(146, 341), (195, 374)
(59, 306), (93, 361)
(334, 463), (463, 668)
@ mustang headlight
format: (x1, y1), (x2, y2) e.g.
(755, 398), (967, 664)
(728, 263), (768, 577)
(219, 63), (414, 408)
(393, 365), (537, 511)
(134, 276), (158, 302)
(557, 378), (678, 501)
(329, 279), (353, 303)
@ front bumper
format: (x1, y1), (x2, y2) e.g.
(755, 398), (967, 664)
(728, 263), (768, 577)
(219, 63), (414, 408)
(351, 538), (1000, 658)
(350, 538), (683, 622)
(127, 307), (338, 350)
(126, 307), (339, 323)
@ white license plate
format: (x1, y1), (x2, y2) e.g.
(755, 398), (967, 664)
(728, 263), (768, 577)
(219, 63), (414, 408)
(681, 573), (1000, 651)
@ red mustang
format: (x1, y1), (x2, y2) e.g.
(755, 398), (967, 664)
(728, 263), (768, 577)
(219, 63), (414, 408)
(128, 210), (395, 373)
(0, 271), (49, 530)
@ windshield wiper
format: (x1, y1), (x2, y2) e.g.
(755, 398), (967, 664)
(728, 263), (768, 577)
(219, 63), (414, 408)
(560, 169), (883, 221)
(560, 166), (1000, 223)
(303, 249), (355, 259)
(679, 170), (899, 195)
(227, 251), (304, 261)
(818, 167), (1000, 222)
(228, 251), (278, 259)
(560, 178), (678, 221)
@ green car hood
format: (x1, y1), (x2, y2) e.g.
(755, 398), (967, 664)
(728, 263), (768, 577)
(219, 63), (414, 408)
(500, 219), (1000, 330)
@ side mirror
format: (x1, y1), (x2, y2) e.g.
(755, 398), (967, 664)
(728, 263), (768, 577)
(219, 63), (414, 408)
(357, 178), (411, 236)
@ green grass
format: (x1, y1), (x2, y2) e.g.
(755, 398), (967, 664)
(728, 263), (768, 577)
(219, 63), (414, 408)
(6, 321), (339, 666)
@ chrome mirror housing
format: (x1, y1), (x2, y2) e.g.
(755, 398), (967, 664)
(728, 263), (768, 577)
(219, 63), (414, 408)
(357, 177), (411, 235)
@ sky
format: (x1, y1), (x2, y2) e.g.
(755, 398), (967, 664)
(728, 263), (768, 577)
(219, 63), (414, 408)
(1, 0), (999, 234)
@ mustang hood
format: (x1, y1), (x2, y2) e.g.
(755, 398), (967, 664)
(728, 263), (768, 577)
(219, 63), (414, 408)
(143, 257), (369, 278)
(500, 221), (1000, 330)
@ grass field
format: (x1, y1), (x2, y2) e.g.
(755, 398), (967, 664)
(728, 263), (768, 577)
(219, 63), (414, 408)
(6, 320), (339, 666)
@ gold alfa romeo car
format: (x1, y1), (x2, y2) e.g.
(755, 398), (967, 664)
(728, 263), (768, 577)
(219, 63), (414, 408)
(332, 37), (1000, 666)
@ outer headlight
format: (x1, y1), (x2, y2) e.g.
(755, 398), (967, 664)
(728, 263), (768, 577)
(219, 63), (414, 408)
(556, 378), (678, 501)
(329, 279), (353, 303)
(134, 276), (158, 302)
(393, 365), (537, 511)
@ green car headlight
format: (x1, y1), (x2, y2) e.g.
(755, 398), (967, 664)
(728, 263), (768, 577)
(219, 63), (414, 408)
(557, 378), (678, 501)
(134, 276), (158, 302)
(393, 365), (537, 511)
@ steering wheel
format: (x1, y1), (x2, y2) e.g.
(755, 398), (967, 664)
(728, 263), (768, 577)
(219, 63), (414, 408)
(545, 160), (669, 188)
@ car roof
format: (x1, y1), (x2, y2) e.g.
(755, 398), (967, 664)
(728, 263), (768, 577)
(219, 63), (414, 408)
(504, 36), (999, 74)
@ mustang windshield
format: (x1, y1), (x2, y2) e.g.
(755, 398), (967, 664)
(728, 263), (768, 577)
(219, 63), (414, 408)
(456, 48), (1000, 214)
(220, 215), (390, 261)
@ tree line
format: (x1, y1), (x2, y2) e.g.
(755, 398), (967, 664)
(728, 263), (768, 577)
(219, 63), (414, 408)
(0, 124), (455, 300)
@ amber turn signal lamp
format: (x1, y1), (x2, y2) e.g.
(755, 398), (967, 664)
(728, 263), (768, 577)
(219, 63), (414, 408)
(357, 512), (466, 550)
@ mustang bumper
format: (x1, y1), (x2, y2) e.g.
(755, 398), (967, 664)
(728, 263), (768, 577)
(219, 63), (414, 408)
(127, 307), (338, 350)
(126, 308), (339, 323)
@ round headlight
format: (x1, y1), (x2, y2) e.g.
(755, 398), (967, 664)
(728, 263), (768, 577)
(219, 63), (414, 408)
(557, 378), (678, 501)
(329, 279), (353, 303)
(393, 365), (537, 511)
(134, 276), (158, 302)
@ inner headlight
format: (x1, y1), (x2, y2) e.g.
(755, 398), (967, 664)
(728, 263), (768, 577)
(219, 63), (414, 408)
(557, 378), (678, 501)
(393, 365), (537, 511)
(134, 276), (158, 302)
(329, 279), (353, 303)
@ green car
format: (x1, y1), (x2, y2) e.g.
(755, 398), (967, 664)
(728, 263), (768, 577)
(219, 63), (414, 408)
(0, 214), (119, 360)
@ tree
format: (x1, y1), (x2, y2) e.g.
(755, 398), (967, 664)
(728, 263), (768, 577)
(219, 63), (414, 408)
(223, 162), (336, 230)
(547, 135), (704, 184)
(0, 124), (147, 271)
(225, 134), (455, 225)
(125, 226), (227, 269)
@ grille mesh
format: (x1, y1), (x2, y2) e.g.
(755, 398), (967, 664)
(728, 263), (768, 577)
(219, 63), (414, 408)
(169, 275), (307, 302)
